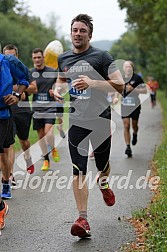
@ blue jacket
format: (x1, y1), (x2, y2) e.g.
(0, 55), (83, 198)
(0, 54), (29, 119)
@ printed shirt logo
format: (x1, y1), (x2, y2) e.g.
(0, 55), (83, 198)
(68, 63), (93, 73)
(130, 80), (135, 85)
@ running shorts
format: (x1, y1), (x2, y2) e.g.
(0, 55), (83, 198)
(0, 117), (15, 152)
(68, 118), (111, 175)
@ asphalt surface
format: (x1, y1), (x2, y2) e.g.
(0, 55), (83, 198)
(0, 98), (162, 252)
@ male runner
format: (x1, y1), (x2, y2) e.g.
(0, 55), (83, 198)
(121, 60), (146, 157)
(53, 14), (124, 238)
(30, 48), (60, 171)
(3, 44), (37, 179)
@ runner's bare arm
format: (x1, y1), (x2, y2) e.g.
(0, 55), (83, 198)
(26, 81), (38, 94)
(128, 83), (147, 94)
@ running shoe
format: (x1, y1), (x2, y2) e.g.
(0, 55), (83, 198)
(52, 148), (60, 162)
(125, 146), (132, 157)
(1, 183), (12, 199)
(27, 164), (35, 174)
(0, 202), (9, 230)
(98, 179), (115, 206)
(25, 157), (34, 174)
(132, 133), (137, 145)
(41, 160), (50, 171)
(71, 217), (91, 238)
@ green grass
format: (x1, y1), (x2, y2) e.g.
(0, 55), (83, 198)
(127, 90), (167, 251)
(144, 91), (167, 251)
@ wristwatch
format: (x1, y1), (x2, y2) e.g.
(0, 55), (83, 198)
(13, 92), (21, 100)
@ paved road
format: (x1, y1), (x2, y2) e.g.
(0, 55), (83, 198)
(0, 98), (162, 252)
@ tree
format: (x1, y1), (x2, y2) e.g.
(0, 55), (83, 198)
(118, 0), (167, 89)
(0, 0), (71, 67)
(0, 0), (18, 14)
(110, 31), (147, 75)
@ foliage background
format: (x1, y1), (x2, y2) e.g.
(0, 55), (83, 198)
(110, 0), (167, 92)
(0, 0), (166, 89)
(0, 0), (71, 67)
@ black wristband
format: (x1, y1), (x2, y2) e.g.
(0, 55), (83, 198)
(13, 92), (21, 100)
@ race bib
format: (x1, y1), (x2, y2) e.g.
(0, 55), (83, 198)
(36, 93), (50, 103)
(122, 96), (136, 106)
(68, 82), (91, 99)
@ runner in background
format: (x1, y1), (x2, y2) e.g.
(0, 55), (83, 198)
(30, 48), (60, 171)
(147, 75), (159, 108)
(2, 44), (37, 181)
(121, 60), (146, 158)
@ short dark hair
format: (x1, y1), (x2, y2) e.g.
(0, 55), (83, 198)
(71, 14), (93, 35)
(3, 44), (18, 56)
(32, 48), (43, 55)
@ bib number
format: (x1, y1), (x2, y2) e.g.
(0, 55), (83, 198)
(68, 82), (91, 99)
(36, 93), (50, 103)
(122, 97), (136, 106)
